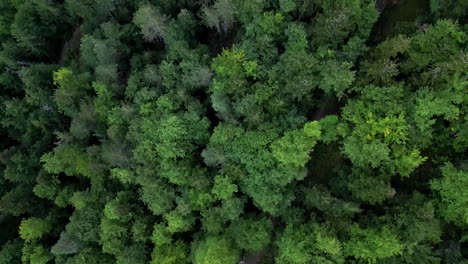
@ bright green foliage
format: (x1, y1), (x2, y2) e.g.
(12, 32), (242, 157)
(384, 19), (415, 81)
(318, 115), (340, 143)
(204, 124), (306, 214)
(276, 223), (345, 264)
(93, 82), (116, 122)
(111, 168), (135, 184)
(277, 226), (313, 264)
(19, 217), (52, 241)
(0, 1), (466, 263)
(132, 99), (210, 165)
(53, 68), (91, 116)
(165, 209), (196, 233)
(193, 236), (240, 264)
(152, 223), (172, 246)
(104, 191), (134, 222)
(345, 225), (403, 263)
(431, 163), (468, 226)
(100, 217), (128, 255)
(271, 123), (321, 167)
(22, 243), (53, 264)
(151, 240), (189, 264)
(41, 144), (93, 177)
(211, 48), (255, 94)
(212, 176), (237, 200)
(338, 84), (430, 203)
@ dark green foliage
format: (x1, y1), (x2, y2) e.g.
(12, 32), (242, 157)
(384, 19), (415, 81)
(227, 215), (272, 252)
(0, 239), (23, 264)
(0, 0), (466, 263)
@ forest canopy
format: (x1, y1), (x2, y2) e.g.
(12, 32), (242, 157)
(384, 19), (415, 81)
(0, 0), (467, 263)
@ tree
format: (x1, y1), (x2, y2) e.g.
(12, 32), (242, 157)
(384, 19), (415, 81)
(61, 247), (114, 264)
(151, 240), (189, 264)
(318, 60), (355, 97)
(0, 239), (22, 264)
(193, 236), (240, 264)
(227, 216), (272, 252)
(116, 244), (148, 264)
(41, 144), (93, 178)
(271, 121), (321, 167)
(276, 223), (345, 264)
(100, 217), (129, 255)
(10, 2), (58, 56)
(139, 180), (175, 216)
(0, 0), (15, 40)
(431, 162), (468, 227)
(66, 206), (102, 243)
(344, 225), (402, 262)
(133, 5), (168, 42)
(201, 0), (236, 35)
(151, 223), (172, 246)
(19, 217), (52, 242)
(103, 191), (134, 223)
(53, 68), (92, 117)
(211, 175), (238, 200)
(0, 185), (36, 216)
(51, 232), (82, 255)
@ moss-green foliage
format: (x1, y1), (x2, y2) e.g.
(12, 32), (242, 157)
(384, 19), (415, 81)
(0, 0), (466, 263)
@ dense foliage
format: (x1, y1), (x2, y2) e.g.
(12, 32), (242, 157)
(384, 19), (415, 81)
(0, 0), (467, 263)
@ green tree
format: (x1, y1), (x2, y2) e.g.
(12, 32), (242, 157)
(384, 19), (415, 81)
(227, 216), (272, 252)
(201, 0), (236, 35)
(53, 68), (91, 117)
(276, 223), (345, 264)
(0, 239), (22, 264)
(133, 5), (168, 42)
(193, 236), (240, 264)
(344, 225), (402, 263)
(19, 217), (52, 242)
(22, 243), (53, 264)
(51, 232), (82, 255)
(431, 162), (468, 226)
(151, 240), (189, 264)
